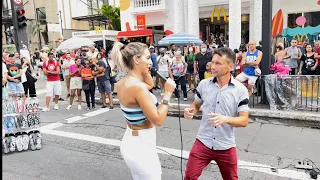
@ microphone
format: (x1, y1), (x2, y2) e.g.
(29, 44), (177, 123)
(151, 67), (167, 82)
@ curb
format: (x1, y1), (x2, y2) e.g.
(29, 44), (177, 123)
(99, 99), (320, 123)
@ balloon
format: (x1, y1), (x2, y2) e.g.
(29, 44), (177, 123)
(296, 16), (306, 26)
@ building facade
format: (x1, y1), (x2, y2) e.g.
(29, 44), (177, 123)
(2, 0), (117, 49)
(119, 0), (320, 49)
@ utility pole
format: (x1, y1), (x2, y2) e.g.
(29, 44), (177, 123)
(261, 0), (272, 75)
(11, 0), (29, 51)
(261, 0), (272, 104)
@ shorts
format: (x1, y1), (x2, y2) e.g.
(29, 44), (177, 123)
(7, 82), (25, 95)
(46, 81), (62, 97)
(70, 77), (82, 90)
(186, 70), (194, 75)
(97, 80), (111, 94)
(236, 72), (258, 85)
(158, 71), (169, 78)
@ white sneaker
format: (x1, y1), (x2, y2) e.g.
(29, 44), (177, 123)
(175, 98), (178, 101)
(66, 105), (72, 110)
(42, 107), (50, 112)
(78, 105), (82, 110)
(54, 104), (59, 110)
(184, 98), (187, 101)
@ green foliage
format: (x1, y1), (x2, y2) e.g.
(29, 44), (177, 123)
(97, 4), (121, 31)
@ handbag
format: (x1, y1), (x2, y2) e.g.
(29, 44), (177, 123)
(26, 71), (37, 82)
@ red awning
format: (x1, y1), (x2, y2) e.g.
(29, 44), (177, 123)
(117, 29), (153, 38)
(165, 30), (174, 36)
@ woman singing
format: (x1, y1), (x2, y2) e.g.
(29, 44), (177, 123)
(111, 42), (176, 180)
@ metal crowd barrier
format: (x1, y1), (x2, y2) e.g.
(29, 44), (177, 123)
(250, 75), (320, 112)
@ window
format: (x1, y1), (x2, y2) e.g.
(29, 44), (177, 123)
(2, 0), (11, 16)
(288, 11), (320, 28)
(88, 0), (109, 15)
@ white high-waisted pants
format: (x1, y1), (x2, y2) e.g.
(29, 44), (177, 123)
(120, 126), (162, 180)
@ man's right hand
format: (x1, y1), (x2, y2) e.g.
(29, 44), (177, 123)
(184, 108), (196, 120)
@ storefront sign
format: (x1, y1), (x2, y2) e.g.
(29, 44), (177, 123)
(137, 15), (146, 30)
(211, 8), (227, 22)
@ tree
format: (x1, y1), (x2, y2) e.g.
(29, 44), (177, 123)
(98, 4), (121, 31)
(26, 20), (38, 50)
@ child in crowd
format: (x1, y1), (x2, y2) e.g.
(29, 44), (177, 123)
(204, 62), (213, 79)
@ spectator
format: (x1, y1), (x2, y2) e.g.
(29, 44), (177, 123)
(6, 54), (25, 100)
(42, 52), (62, 112)
(81, 60), (96, 110)
(62, 53), (75, 98)
(21, 57), (37, 97)
(66, 57), (83, 110)
(298, 44), (317, 75)
(194, 44), (213, 81)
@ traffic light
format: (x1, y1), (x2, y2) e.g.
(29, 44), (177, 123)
(16, 8), (27, 28)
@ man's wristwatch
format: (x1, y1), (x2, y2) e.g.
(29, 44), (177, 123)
(161, 100), (169, 105)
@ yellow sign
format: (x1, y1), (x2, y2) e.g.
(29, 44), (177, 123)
(211, 8), (227, 22)
(293, 33), (309, 45)
(95, 26), (102, 34)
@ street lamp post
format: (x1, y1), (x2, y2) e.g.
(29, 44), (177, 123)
(58, 10), (64, 38)
(32, 0), (42, 50)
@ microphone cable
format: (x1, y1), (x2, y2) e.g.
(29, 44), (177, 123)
(175, 77), (184, 180)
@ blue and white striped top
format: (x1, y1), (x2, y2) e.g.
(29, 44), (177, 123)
(120, 93), (159, 125)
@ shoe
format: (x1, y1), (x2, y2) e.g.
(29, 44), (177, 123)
(66, 105), (72, 110)
(78, 105), (82, 110)
(86, 107), (91, 111)
(93, 106), (97, 110)
(175, 98), (178, 101)
(54, 104), (59, 110)
(42, 106), (50, 112)
(109, 106), (114, 110)
(101, 105), (107, 108)
(184, 98), (187, 101)
(59, 97), (64, 101)
(66, 94), (70, 98)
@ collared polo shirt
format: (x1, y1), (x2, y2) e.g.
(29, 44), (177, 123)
(195, 76), (249, 150)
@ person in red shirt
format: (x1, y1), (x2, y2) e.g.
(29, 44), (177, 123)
(61, 50), (76, 60)
(315, 40), (320, 75)
(42, 52), (62, 112)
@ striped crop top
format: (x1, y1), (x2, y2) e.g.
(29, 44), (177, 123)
(120, 93), (159, 124)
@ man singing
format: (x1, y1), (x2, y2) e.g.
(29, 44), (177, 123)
(184, 47), (250, 180)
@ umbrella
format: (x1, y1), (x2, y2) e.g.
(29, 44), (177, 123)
(158, 33), (203, 46)
(56, 37), (95, 52)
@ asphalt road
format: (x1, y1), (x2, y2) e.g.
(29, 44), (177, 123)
(3, 79), (320, 180)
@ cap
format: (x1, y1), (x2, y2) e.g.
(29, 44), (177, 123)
(149, 45), (155, 49)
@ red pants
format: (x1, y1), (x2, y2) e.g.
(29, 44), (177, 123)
(185, 139), (238, 180)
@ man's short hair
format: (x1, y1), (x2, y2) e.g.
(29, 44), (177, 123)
(48, 52), (54, 56)
(291, 38), (298, 42)
(213, 47), (236, 64)
(170, 43), (175, 47)
(8, 54), (15, 58)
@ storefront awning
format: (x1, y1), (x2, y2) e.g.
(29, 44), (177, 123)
(117, 29), (153, 38)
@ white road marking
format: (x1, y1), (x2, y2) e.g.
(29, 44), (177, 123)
(66, 116), (86, 124)
(41, 128), (317, 180)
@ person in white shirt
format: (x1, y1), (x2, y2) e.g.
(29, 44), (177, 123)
(62, 53), (75, 98)
(87, 46), (98, 58)
(157, 48), (170, 96)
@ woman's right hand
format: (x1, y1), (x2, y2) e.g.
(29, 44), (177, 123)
(164, 78), (176, 95)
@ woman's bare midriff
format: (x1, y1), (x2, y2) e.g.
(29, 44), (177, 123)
(126, 120), (154, 130)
